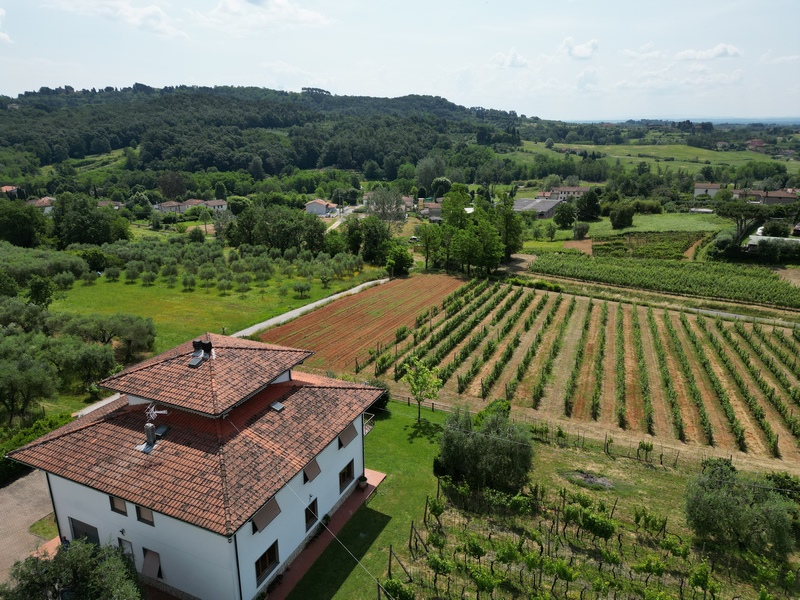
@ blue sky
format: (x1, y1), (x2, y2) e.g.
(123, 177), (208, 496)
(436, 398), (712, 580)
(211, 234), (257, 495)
(0, 0), (798, 121)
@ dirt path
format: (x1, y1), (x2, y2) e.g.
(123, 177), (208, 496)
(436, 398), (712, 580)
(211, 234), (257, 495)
(686, 315), (769, 458)
(654, 311), (703, 445)
(621, 304), (645, 434)
(537, 298), (589, 416)
(571, 302), (600, 420)
(599, 304), (619, 428)
(683, 239), (703, 259)
(639, 309), (674, 441)
(669, 311), (737, 451)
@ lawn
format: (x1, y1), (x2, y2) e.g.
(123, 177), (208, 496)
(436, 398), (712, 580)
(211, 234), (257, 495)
(522, 212), (727, 251)
(51, 268), (383, 353)
(287, 402), (447, 600)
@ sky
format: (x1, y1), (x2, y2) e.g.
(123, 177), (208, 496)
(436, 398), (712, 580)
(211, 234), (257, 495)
(0, 0), (798, 122)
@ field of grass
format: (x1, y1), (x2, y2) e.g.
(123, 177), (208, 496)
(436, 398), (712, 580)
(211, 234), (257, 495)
(28, 513), (58, 540)
(510, 141), (800, 176)
(522, 212), (727, 251)
(51, 268), (383, 352)
(287, 402), (446, 599)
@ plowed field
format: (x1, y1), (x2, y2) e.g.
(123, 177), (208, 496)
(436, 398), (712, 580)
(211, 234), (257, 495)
(259, 274), (465, 370)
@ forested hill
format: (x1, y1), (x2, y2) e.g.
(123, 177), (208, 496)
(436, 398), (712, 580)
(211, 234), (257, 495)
(0, 84), (521, 177)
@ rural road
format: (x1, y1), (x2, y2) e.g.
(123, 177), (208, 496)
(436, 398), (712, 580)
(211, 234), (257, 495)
(232, 278), (389, 338)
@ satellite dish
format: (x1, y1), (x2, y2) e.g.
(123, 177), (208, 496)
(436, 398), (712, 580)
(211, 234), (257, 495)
(145, 403), (168, 422)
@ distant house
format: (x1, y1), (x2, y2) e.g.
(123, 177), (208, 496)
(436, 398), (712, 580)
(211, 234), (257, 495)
(98, 200), (123, 210)
(402, 196), (415, 212)
(7, 334), (383, 600)
(305, 199), (335, 216)
(205, 199), (228, 212)
(422, 202), (442, 223)
(551, 186), (589, 201)
(762, 189), (798, 205)
(693, 183), (721, 198)
(26, 196), (55, 214)
(793, 223), (800, 237)
(181, 199), (205, 211)
(748, 235), (800, 252)
(513, 197), (565, 219)
(158, 201), (182, 214)
(1, 185), (18, 197)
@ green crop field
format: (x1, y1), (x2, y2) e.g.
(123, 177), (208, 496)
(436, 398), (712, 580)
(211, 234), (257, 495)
(51, 268), (382, 352)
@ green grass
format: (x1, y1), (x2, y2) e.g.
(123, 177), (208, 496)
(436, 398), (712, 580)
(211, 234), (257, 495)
(28, 513), (58, 540)
(522, 213), (727, 252)
(510, 141), (800, 176)
(51, 268), (383, 352)
(287, 402), (446, 599)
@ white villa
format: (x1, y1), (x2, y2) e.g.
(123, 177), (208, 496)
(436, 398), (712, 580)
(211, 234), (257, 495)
(8, 333), (383, 600)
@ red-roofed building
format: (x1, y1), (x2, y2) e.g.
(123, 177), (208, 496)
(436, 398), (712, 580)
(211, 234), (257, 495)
(305, 199), (335, 216)
(26, 196), (56, 214)
(8, 333), (383, 600)
(693, 182), (722, 198)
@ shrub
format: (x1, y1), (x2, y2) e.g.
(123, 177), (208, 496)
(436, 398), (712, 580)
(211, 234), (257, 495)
(609, 205), (634, 229)
(573, 221), (590, 240)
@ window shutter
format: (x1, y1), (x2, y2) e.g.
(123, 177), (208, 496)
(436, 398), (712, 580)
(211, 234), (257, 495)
(252, 498), (281, 532)
(338, 422), (358, 448)
(303, 458), (321, 483)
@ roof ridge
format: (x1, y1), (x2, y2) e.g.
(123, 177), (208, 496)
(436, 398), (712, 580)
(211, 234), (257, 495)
(215, 419), (235, 537)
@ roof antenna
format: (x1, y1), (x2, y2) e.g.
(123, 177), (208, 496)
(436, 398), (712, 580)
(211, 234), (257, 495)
(145, 403), (168, 422)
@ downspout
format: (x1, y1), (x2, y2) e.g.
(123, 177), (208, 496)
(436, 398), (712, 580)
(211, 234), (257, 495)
(233, 534), (243, 600)
(45, 473), (63, 541)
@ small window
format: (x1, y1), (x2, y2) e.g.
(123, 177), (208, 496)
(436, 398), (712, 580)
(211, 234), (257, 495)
(109, 495), (127, 515)
(136, 506), (155, 526)
(118, 538), (133, 556)
(338, 422), (357, 449)
(305, 498), (318, 531)
(142, 548), (162, 579)
(252, 498), (281, 534)
(255, 541), (279, 585)
(303, 458), (321, 484)
(339, 460), (354, 493)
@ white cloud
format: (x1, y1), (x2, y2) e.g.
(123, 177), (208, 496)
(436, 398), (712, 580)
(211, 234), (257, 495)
(491, 49), (528, 69)
(623, 42), (667, 61)
(576, 68), (599, 91)
(760, 50), (800, 64)
(45, 0), (186, 38)
(560, 37), (598, 60)
(614, 67), (742, 92)
(676, 43), (741, 61)
(0, 8), (12, 43)
(193, 0), (329, 36)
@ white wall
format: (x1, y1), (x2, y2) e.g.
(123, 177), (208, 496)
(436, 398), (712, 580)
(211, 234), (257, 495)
(234, 413), (364, 600)
(49, 475), (239, 600)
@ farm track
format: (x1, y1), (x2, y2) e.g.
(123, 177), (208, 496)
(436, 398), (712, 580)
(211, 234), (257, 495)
(493, 293), (551, 399)
(638, 310), (673, 441)
(669, 312), (736, 451)
(706, 324), (800, 462)
(537, 298), (589, 416)
(685, 316), (769, 457)
(599, 307), (618, 428)
(520, 299), (571, 408)
(570, 302), (601, 420)
(654, 313), (704, 445)
(621, 305), (644, 434)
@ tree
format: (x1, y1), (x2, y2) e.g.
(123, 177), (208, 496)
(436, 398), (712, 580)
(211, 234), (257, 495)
(573, 222), (590, 240)
(401, 355), (442, 422)
(292, 281), (311, 298)
(0, 352), (58, 426)
(441, 190), (470, 231)
(110, 314), (156, 362)
(0, 199), (48, 248)
(437, 406), (533, 493)
(717, 201), (766, 242)
(430, 176), (452, 198)
(360, 216), (392, 264)
(52, 194), (130, 248)
(248, 155), (265, 181)
(0, 539), (142, 600)
(26, 275), (55, 308)
(158, 171), (186, 200)
(575, 189), (601, 221)
(544, 138), (555, 149)
(385, 242), (413, 277)
(545, 221), (557, 241)
(188, 227), (205, 243)
(553, 202), (576, 229)
(416, 155), (446, 193)
(452, 228), (482, 276)
(763, 220), (790, 237)
(685, 458), (794, 558)
(609, 205), (634, 229)
(366, 187), (405, 225)
(417, 223), (441, 270)
(494, 193), (523, 261)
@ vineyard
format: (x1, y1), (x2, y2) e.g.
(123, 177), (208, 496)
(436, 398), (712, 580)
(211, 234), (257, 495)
(528, 253), (800, 308)
(265, 275), (800, 462)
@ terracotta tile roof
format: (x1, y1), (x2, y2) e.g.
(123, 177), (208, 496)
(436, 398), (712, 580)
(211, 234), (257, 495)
(205, 200), (227, 207)
(694, 183), (721, 189)
(9, 373), (383, 537)
(100, 333), (314, 416)
(1, 185), (18, 193)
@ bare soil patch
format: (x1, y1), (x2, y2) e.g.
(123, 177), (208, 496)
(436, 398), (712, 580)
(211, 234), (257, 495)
(776, 266), (800, 287)
(621, 304), (644, 433)
(599, 305), (618, 428)
(638, 310), (674, 440)
(563, 239), (593, 255)
(570, 302), (600, 420)
(260, 274), (465, 370)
